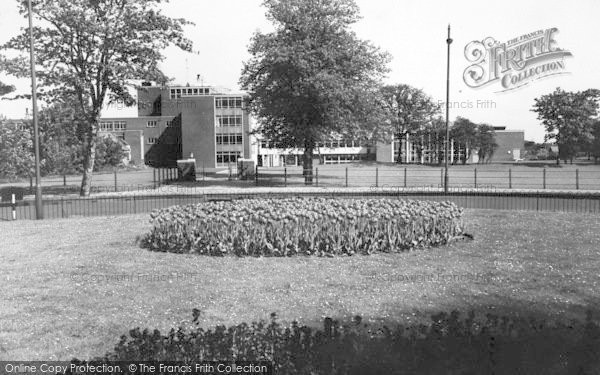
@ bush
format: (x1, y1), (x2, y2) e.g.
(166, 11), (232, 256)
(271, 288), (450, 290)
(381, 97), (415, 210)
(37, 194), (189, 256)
(74, 310), (600, 374)
(94, 134), (128, 171)
(140, 198), (464, 256)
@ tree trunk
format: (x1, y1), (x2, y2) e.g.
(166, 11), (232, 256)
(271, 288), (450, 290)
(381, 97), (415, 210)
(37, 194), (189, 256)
(302, 146), (314, 185)
(396, 134), (403, 164)
(80, 121), (99, 196)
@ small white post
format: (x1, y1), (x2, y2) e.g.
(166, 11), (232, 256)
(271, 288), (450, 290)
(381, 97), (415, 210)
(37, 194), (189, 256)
(11, 193), (16, 220)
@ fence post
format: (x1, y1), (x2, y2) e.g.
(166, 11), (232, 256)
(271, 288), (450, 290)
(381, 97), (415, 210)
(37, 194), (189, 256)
(576, 169), (579, 190)
(133, 195), (137, 214)
(509, 168), (512, 189)
(284, 167), (287, 187)
(441, 168), (444, 188)
(345, 167), (348, 187)
(11, 194), (16, 221)
(474, 168), (477, 188)
(114, 169), (118, 192)
(375, 167), (379, 187)
(153, 169), (156, 189)
(29, 176), (33, 194)
(543, 168), (546, 189)
(255, 166), (259, 186)
(316, 167), (319, 187)
(404, 167), (407, 188)
(61, 197), (65, 219)
(63, 174), (67, 195)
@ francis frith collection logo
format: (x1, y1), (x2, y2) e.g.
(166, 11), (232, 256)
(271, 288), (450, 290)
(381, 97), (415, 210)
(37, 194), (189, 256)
(463, 27), (572, 92)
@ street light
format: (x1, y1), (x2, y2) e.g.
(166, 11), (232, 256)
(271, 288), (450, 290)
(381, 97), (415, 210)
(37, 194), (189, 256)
(27, 0), (43, 219)
(444, 24), (452, 194)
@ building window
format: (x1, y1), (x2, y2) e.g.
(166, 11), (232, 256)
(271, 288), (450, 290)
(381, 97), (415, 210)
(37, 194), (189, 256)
(99, 122), (113, 131)
(147, 120), (158, 128)
(170, 87), (211, 99)
(147, 137), (158, 144)
(260, 141), (275, 149)
(166, 120), (174, 127)
(215, 96), (243, 109)
(114, 121), (127, 131)
(216, 115), (242, 127)
(216, 151), (242, 165)
(216, 133), (243, 145)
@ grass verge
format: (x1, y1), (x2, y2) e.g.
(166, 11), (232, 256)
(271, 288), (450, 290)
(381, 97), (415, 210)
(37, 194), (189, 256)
(0, 209), (599, 360)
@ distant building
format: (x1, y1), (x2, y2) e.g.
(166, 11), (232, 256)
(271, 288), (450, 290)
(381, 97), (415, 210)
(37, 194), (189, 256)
(257, 139), (375, 167)
(486, 126), (525, 162)
(100, 84), (254, 170)
(0, 119), (27, 130)
(375, 126), (525, 164)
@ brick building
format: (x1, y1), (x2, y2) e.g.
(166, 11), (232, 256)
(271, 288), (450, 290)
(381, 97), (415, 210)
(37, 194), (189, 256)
(100, 83), (253, 170)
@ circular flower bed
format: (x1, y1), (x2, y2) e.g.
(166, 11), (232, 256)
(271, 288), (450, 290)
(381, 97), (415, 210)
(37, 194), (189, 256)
(140, 197), (464, 256)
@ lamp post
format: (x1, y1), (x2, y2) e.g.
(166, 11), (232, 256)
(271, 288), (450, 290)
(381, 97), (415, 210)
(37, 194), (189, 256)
(444, 24), (452, 194)
(28, 0), (43, 219)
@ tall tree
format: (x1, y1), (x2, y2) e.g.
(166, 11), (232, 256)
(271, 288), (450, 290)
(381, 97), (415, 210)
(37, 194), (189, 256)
(532, 88), (600, 165)
(476, 123), (498, 163)
(0, 0), (192, 195)
(589, 120), (600, 164)
(240, 0), (390, 183)
(0, 120), (35, 180)
(450, 117), (478, 164)
(380, 84), (439, 163)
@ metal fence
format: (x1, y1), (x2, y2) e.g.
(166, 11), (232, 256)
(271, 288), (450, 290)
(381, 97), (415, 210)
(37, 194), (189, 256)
(255, 166), (600, 190)
(2, 190), (599, 221)
(2, 165), (598, 198)
(0, 167), (180, 198)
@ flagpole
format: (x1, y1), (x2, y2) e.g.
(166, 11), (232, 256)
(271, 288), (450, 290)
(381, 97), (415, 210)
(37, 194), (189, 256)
(444, 24), (452, 194)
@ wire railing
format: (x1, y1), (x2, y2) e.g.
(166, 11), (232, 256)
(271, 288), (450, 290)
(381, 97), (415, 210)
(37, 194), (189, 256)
(255, 166), (600, 191)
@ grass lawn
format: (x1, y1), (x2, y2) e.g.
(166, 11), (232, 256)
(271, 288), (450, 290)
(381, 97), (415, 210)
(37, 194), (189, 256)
(0, 208), (599, 360)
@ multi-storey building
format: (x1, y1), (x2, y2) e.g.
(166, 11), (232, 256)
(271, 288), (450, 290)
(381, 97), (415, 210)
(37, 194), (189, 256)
(100, 83), (253, 170)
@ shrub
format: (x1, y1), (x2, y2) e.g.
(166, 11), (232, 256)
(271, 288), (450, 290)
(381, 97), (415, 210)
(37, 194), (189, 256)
(140, 198), (464, 256)
(73, 310), (600, 374)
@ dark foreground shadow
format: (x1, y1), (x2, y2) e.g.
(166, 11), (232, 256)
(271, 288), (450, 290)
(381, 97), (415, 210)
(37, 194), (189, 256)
(64, 304), (600, 375)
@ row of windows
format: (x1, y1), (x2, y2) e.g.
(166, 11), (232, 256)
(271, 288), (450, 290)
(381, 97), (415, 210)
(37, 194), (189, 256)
(322, 154), (365, 164)
(147, 137), (181, 145)
(216, 134), (243, 145)
(147, 120), (175, 128)
(215, 97), (243, 108)
(170, 87), (211, 99)
(216, 151), (241, 165)
(317, 140), (365, 148)
(100, 121), (127, 131)
(216, 115), (242, 127)
(260, 140), (367, 149)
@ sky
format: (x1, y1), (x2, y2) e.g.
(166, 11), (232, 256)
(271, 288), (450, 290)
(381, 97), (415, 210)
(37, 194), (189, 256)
(1, 0), (599, 142)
